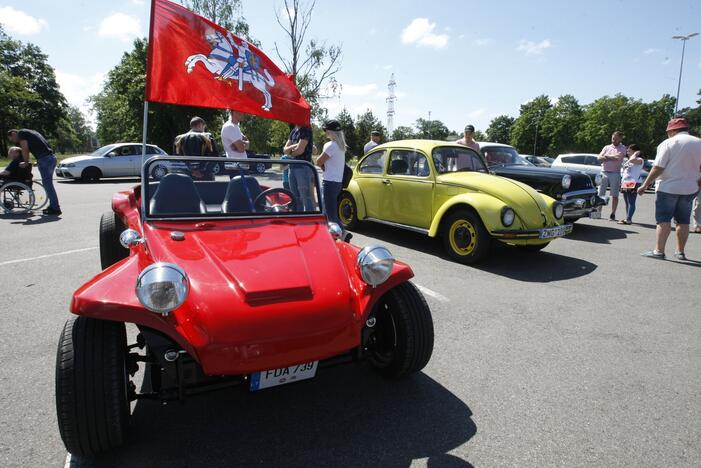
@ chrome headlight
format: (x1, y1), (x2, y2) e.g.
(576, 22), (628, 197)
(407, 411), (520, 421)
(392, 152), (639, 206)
(553, 202), (564, 219)
(136, 263), (189, 315)
(561, 175), (571, 189)
(501, 207), (515, 227)
(594, 173), (602, 186)
(357, 245), (394, 287)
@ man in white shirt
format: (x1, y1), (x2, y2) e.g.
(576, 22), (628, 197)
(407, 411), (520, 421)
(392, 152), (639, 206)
(638, 118), (701, 260)
(363, 131), (381, 154)
(220, 110), (249, 159)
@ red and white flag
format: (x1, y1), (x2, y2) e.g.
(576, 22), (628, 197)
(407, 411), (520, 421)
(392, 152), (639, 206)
(145, 0), (311, 126)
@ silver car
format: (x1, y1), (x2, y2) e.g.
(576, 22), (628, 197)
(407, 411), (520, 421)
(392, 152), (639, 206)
(552, 153), (648, 185)
(55, 143), (167, 181)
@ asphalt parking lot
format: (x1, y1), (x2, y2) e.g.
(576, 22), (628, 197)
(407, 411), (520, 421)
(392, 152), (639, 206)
(1, 174), (700, 467)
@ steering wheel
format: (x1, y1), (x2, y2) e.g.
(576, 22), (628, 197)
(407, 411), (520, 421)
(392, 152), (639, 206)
(253, 188), (298, 213)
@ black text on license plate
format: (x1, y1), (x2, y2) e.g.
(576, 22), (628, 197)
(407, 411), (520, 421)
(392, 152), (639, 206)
(249, 361), (318, 391)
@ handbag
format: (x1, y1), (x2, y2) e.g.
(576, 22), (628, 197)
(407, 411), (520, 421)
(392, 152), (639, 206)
(621, 180), (637, 190)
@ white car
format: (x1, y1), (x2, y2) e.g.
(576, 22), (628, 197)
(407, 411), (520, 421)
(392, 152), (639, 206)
(55, 143), (167, 181)
(552, 153), (648, 186)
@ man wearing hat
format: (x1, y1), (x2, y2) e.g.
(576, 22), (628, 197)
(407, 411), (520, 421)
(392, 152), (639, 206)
(364, 130), (381, 154)
(638, 117), (701, 260)
(174, 116), (220, 179)
(455, 125), (480, 153)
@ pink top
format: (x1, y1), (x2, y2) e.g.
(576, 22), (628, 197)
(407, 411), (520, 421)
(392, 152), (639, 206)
(598, 143), (626, 172)
(455, 138), (480, 153)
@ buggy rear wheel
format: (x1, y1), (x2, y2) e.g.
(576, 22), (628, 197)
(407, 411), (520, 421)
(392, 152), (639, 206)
(367, 282), (434, 378)
(55, 316), (130, 456)
(99, 211), (128, 269)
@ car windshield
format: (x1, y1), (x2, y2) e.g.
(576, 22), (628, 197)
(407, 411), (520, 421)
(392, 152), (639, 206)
(431, 147), (487, 174)
(143, 157), (322, 219)
(482, 146), (533, 167)
(91, 144), (119, 156)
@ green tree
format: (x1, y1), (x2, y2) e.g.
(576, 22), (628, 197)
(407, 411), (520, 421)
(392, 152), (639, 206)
(355, 109), (386, 154)
(392, 125), (415, 141)
(53, 105), (94, 154)
(414, 118), (450, 140)
(335, 108), (357, 157)
(91, 39), (222, 151)
(680, 89), (701, 136)
(540, 95), (583, 155)
(510, 95), (552, 154)
(274, 0), (342, 119)
(486, 115), (515, 144)
(267, 120), (293, 154)
(0, 26), (68, 155)
(183, 0), (253, 41)
(473, 130), (486, 141)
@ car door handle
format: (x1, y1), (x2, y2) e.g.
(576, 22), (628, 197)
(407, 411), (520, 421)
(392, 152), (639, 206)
(381, 179), (392, 185)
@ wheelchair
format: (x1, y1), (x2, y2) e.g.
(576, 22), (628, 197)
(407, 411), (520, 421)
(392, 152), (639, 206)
(1, 176), (48, 214)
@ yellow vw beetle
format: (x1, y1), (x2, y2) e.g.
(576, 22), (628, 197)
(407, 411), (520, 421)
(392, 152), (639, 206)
(338, 140), (572, 264)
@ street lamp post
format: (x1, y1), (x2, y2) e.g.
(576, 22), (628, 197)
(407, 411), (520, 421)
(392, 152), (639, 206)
(533, 110), (544, 156)
(672, 32), (698, 115)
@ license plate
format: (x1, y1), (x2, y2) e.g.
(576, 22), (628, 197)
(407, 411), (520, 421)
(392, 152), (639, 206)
(589, 210), (601, 219)
(539, 226), (569, 239)
(250, 361), (318, 391)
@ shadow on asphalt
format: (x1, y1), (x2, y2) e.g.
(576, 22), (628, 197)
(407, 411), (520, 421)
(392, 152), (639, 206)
(1, 212), (62, 224)
(354, 222), (597, 282)
(564, 222), (635, 244)
(57, 178), (141, 185)
(75, 366), (476, 467)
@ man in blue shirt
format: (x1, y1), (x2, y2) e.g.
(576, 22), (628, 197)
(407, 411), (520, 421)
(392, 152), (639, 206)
(283, 125), (315, 211)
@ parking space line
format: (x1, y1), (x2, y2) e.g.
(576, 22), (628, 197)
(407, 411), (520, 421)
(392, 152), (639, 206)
(416, 284), (450, 303)
(0, 247), (97, 267)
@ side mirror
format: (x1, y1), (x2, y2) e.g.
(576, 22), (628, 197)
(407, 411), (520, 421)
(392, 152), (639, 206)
(120, 229), (144, 248)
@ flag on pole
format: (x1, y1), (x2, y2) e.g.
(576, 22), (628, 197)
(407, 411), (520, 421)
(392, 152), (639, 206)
(145, 0), (310, 126)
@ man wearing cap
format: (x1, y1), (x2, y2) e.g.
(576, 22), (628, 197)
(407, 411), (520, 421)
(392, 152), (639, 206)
(597, 131), (626, 221)
(364, 131), (381, 154)
(455, 125), (480, 153)
(638, 117), (701, 260)
(174, 116), (220, 179)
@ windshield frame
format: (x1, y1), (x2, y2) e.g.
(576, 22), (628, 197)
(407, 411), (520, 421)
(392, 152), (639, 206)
(481, 145), (533, 167)
(141, 156), (324, 222)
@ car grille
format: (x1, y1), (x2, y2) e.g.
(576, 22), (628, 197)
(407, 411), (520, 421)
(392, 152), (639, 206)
(569, 174), (593, 191)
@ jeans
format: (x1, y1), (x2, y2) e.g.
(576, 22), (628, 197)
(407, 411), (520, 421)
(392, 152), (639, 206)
(289, 166), (314, 212)
(655, 191), (698, 224)
(37, 154), (59, 209)
(622, 188), (637, 221)
(322, 180), (342, 224)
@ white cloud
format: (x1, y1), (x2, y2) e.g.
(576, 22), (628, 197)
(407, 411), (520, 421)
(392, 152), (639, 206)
(473, 38), (491, 47)
(382, 64), (393, 70)
(468, 108), (486, 118)
(376, 90), (407, 99)
(351, 103), (376, 115)
(0, 6), (47, 35)
(401, 18), (449, 49)
(644, 48), (661, 54)
(342, 83), (379, 96)
(130, 0), (146, 5)
(516, 39), (552, 56)
(56, 71), (105, 128)
(458, 34), (465, 40)
(98, 13), (141, 42)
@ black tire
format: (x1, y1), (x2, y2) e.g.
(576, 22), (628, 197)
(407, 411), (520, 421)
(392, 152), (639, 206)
(517, 242), (550, 252)
(81, 167), (101, 182)
(56, 316), (130, 457)
(150, 164), (168, 180)
(367, 282), (434, 378)
(99, 211), (128, 270)
(337, 191), (360, 230)
(441, 209), (490, 264)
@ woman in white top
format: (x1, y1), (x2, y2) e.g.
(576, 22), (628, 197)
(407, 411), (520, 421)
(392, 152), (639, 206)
(316, 120), (346, 225)
(619, 144), (644, 224)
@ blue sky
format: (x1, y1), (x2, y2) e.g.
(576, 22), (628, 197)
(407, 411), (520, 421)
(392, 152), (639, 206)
(1, 0), (700, 133)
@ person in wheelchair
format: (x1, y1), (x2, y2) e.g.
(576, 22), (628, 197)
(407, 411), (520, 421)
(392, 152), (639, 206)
(1, 146), (33, 185)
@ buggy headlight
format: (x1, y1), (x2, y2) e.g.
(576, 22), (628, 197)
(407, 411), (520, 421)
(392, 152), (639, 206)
(136, 263), (188, 315)
(501, 207), (515, 227)
(561, 175), (571, 189)
(357, 245), (394, 287)
(553, 202), (564, 219)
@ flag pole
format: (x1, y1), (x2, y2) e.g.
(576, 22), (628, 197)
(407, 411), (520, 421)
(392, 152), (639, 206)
(141, 101), (149, 167)
(142, 0), (156, 171)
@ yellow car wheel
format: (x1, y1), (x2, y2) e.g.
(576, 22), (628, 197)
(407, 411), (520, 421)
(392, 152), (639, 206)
(441, 209), (490, 264)
(338, 192), (359, 230)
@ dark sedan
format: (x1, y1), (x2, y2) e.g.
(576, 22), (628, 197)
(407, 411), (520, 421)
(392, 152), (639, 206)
(478, 142), (606, 221)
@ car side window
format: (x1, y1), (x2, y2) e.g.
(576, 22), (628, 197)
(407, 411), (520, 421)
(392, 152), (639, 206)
(387, 150), (430, 177)
(563, 156), (583, 164)
(358, 150), (387, 174)
(584, 156), (598, 166)
(145, 146), (160, 155)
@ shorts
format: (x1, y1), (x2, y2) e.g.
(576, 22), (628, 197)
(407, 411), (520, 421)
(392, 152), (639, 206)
(655, 191), (698, 224)
(598, 171), (621, 196)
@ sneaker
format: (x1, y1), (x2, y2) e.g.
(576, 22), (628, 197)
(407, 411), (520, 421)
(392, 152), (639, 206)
(609, 213), (616, 221)
(42, 207), (62, 215)
(641, 250), (665, 259)
(674, 252), (687, 261)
